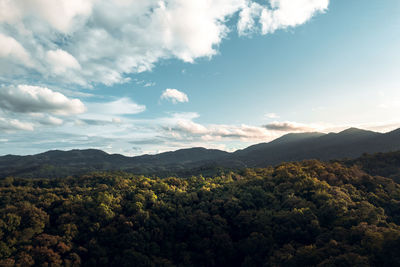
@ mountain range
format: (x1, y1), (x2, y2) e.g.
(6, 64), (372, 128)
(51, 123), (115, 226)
(1, 127), (400, 178)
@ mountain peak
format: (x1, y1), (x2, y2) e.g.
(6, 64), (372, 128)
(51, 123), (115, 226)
(339, 127), (365, 133)
(337, 127), (379, 136)
(1, 127), (400, 178)
(270, 132), (326, 145)
(38, 149), (110, 159)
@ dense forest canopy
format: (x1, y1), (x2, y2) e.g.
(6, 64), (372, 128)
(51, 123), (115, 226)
(1, 152), (400, 266)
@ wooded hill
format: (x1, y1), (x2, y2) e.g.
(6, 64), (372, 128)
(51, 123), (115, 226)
(1, 127), (400, 178)
(1, 151), (400, 266)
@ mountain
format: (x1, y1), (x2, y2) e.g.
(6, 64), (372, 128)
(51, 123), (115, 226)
(269, 132), (327, 145)
(1, 127), (400, 178)
(232, 132), (328, 166)
(232, 127), (391, 167)
(0, 147), (230, 178)
(133, 147), (230, 164)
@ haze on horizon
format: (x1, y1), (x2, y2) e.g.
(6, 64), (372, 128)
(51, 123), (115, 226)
(0, 0), (399, 156)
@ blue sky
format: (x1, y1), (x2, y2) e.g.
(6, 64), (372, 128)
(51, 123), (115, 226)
(0, 0), (399, 155)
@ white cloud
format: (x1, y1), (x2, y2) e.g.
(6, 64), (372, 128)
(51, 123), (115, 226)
(86, 97), (146, 115)
(144, 82), (156, 87)
(2, 106), (399, 155)
(0, 33), (32, 66)
(172, 120), (208, 134)
(0, 0), (94, 33)
(238, 0), (329, 35)
(0, 85), (86, 115)
(161, 88), (189, 104)
(38, 115), (64, 126)
(134, 79), (156, 87)
(163, 113), (273, 141)
(46, 49), (81, 74)
(0, 0), (329, 87)
(237, 2), (263, 35)
(0, 117), (34, 131)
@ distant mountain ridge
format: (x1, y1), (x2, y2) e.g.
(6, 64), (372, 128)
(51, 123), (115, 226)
(1, 127), (400, 178)
(232, 127), (387, 167)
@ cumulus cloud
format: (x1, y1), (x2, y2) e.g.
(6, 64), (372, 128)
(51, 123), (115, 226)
(0, 0), (94, 33)
(263, 121), (315, 132)
(170, 120), (208, 134)
(237, 1), (264, 35)
(161, 89), (189, 104)
(238, 0), (329, 35)
(46, 49), (81, 74)
(0, 85), (86, 115)
(163, 113), (272, 141)
(0, 0), (333, 152)
(0, 0), (329, 87)
(0, 117), (34, 132)
(5, 105), (397, 156)
(0, 33), (32, 67)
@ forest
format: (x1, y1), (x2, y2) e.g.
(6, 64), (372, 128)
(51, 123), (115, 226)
(1, 152), (400, 266)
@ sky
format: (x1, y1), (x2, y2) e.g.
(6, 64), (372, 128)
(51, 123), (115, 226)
(0, 0), (399, 156)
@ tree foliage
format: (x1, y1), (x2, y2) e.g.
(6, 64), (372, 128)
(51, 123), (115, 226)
(1, 159), (400, 266)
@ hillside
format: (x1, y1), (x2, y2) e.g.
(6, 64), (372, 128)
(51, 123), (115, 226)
(232, 128), (388, 166)
(1, 156), (400, 266)
(1, 127), (400, 178)
(0, 148), (231, 178)
(343, 150), (400, 183)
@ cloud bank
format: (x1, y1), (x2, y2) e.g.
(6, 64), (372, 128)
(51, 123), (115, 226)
(0, 0), (333, 154)
(264, 121), (315, 132)
(0, 117), (34, 132)
(0, 85), (86, 115)
(0, 0), (329, 87)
